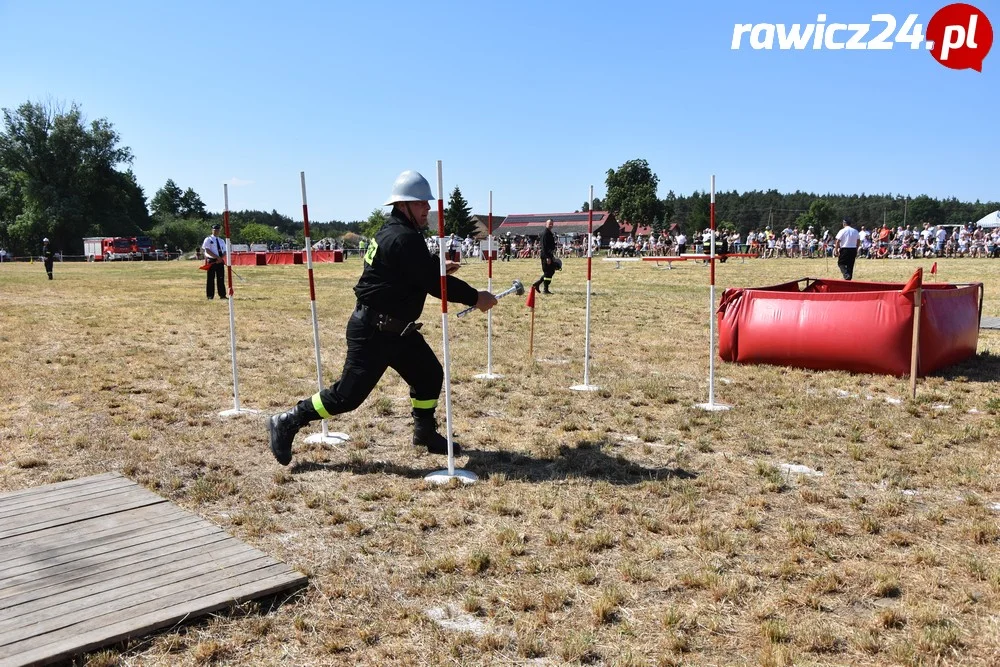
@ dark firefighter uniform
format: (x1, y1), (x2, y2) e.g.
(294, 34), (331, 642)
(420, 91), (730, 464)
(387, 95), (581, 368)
(41, 240), (54, 280)
(532, 224), (557, 293)
(267, 211), (481, 465)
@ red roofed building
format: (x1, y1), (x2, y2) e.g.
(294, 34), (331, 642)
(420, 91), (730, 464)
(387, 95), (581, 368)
(494, 212), (619, 244)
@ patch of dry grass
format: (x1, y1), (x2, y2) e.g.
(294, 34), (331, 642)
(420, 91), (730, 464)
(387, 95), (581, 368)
(1, 256), (999, 665)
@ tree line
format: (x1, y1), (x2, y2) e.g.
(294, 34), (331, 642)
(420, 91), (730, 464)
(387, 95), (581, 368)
(0, 101), (362, 255)
(597, 159), (1000, 240)
(2, 103), (995, 255)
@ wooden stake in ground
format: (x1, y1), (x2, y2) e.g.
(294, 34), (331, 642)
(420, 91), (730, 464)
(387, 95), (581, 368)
(904, 267), (924, 399)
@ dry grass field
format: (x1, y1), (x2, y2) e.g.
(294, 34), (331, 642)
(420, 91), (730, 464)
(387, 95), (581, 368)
(1, 254), (999, 667)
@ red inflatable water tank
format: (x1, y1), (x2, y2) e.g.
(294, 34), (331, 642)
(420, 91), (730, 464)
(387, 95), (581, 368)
(717, 277), (982, 376)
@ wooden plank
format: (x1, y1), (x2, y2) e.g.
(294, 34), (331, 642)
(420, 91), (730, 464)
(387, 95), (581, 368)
(0, 476), (136, 515)
(0, 560), (292, 647)
(0, 525), (231, 592)
(0, 475), (307, 667)
(0, 484), (156, 524)
(0, 541), (256, 620)
(1, 571), (306, 667)
(0, 473), (122, 503)
(1, 503), (193, 554)
(0, 512), (208, 581)
(0, 494), (165, 539)
(0, 549), (271, 632)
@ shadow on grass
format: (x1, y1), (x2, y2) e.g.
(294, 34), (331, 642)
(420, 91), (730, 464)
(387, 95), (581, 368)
(293, 441), (696, 485)
(466, 442), (697, 485)
(934, 349), (1000, 383)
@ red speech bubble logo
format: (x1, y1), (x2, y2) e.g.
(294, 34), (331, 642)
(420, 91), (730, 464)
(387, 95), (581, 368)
(927, 3), (993, 71)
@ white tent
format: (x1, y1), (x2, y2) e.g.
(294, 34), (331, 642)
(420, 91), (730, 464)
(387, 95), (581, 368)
(974, 210), (1000, 228)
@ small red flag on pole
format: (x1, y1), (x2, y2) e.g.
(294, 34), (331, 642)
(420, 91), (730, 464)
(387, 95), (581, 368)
(930, 261), (938, 276)
(902, 267), (923, 296)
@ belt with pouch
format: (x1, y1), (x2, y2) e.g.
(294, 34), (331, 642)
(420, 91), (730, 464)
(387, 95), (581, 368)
(354, 303), (422, 336)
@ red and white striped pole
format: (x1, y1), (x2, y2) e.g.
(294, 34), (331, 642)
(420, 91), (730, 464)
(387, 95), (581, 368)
(696, 174), (730, 411)
(571, 185), (599, 391)
(219, 184), (259, 417)
(300, 172), (348, 446)
(475, 190), (500, 380)
(426, 161), (476, 484)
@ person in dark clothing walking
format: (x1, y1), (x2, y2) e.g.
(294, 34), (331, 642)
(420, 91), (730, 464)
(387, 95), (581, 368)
(40, 238), (54, 279)
(202, 224), (227, 299)
(266, 170), (498, 466)
(532, 218), (558, 294)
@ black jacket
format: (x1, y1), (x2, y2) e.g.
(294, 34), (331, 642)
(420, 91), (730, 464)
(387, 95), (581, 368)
(354, 211), (479, 322)
(540, 228), (556, 260)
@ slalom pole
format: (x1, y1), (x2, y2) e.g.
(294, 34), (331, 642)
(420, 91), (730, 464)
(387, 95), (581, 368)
(696, 174), (731, 412)
(475, 190), (500, 380)
(571, 185), (599, 391)
(909, 283), (923, 399)
(426, 160), (476, 484)
(300, 172), (348, 446)
(219, 184), (259, 417)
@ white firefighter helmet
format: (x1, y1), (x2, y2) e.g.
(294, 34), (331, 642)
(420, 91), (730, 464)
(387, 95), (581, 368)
(384, 170), (435, 205)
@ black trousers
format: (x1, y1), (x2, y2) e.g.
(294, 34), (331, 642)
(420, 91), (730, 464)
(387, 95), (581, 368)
(538, 257), (556, 289)
(303, 310), (443, 420)
(206, 262), (226, 298)
(43, 259), (53, 279)
(837, 247), (857, 280)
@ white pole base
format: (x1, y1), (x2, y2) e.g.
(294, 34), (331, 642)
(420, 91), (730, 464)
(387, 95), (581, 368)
(304, 432), (350, 446)
(474, 372), (503, 380)
(218, 408), (262, 418)
(425, 469), (478, 485)
(694, 402), (732, 412)
(570, 384), (600, 392)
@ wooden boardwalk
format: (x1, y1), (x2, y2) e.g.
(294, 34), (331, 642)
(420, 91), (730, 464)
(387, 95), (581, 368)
(0, 473), (306, 666)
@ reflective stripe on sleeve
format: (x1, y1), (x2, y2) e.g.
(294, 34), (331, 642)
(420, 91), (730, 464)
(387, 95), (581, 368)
(312, 393), (333, 419)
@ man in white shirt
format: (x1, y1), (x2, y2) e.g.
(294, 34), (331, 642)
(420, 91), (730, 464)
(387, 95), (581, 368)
(935, 226), (947, 254)
(202, 223), (227, 299)
(675, 232), (687, 256)
(834, 217), (860, 280)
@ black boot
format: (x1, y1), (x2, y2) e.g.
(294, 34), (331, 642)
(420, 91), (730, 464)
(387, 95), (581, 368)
(542, 282), (552, 294)
(267, 403), (313, 465)
(532, 277), (544, 292)
(412, 413), (461, 456)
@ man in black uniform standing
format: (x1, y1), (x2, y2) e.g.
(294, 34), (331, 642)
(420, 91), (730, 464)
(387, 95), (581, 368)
(41, 238), (54, 280)
(532, 218), (557, 294)
(266, 170), (498, 466)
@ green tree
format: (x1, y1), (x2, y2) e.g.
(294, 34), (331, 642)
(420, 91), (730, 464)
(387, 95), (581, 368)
(906, 195), (943, 227)
(581, 197), (605, 212)
(795, 199), (837, 231)
(360, 208), (387, 239)
(0, 101), (140, 254)
(445, 186), (475, 237)
(179, 188), (207, 219)
(688, 192), (710, 232)
(604, 159), (660, 236)
(150, 179), (183, 220)
(238, 222), (283, 245)
(148, 218), (206, 255)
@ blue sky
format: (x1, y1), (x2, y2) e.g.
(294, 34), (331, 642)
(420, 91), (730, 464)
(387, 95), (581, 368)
(1, 0), (996, 222)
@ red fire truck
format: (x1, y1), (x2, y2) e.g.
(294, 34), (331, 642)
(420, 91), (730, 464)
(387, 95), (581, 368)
(83, 237), (141, 261)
